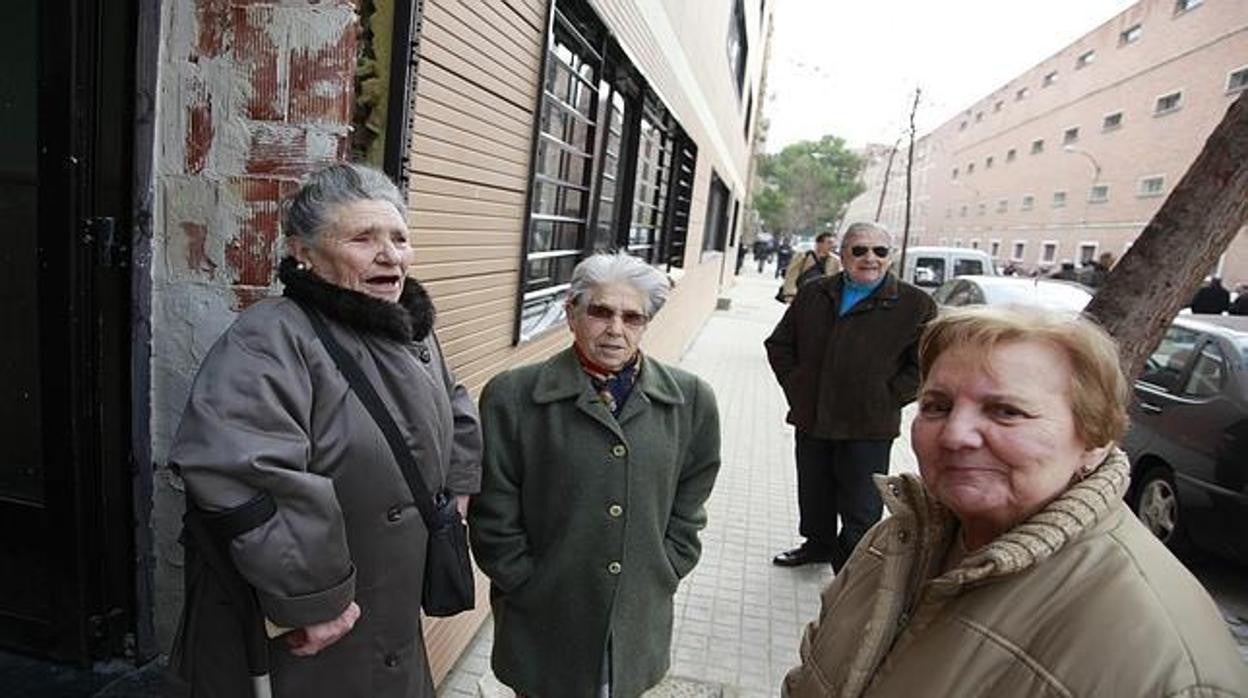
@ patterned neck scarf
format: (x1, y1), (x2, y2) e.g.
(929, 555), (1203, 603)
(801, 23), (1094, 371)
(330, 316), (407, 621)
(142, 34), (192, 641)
(574, 344), (642, 417)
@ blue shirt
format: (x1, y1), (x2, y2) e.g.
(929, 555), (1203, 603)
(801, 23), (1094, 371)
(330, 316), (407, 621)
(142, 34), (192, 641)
(839, 277), (885, 316)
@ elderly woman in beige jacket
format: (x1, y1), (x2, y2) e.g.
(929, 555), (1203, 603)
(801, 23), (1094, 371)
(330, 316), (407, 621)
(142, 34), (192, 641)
(785, 306), (1247, 697)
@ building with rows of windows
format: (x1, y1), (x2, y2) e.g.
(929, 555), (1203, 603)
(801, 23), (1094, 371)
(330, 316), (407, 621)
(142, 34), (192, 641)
(849, 0), (1247, 283)
(1, 0), (772, 684)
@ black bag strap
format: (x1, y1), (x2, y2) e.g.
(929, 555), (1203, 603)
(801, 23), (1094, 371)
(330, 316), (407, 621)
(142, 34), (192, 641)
(296, 300), (440, 528)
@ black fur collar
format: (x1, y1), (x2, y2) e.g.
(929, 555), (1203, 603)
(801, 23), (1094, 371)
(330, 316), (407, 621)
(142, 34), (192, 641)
(278, 256), (435, 342)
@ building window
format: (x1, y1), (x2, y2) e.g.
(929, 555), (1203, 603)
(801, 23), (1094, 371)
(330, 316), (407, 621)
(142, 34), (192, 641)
(1052, 190), (1067, 208)
(1043, 70), (1058, 87)
(970, 239), (981, 250)
(959, 205), (968, 217)
(1076, 50), (1095, 69)
(1042, 241), (1058, 263)
(977, 203), (986, 216)
(1012, 241), (1026, 261)
(1006, 148), (1017, 162)
(727, 0), (748, 97)
(990, 240), (1002, 257)
(1227, 66), (1248, 94)
(1102, 111), (1123, 131)
(951, 167), (959, 179)
(1063, 127), (1079, 145)
(702, 171), (731, 254)
(1079, 242), (1098, 263)
(985, 155), (994, 169)
(1175, 0), (1203, 14)
(996, 199), (1008, 213)
(1015, 87), (1029, 101)
(1021, 194), (1035, 211)
(1138, 175), (1166, 197)
(967, 162), (975, 175)
(1089, 184), (1109, 203)
(975, 111), (984, 122)
(626, 95), (677, 262)
(954, 238), (963, 248)
(1031, 139), (1045, 154)
(994, 100), (1004, 112)
(959, 120), (968, 131)
(1154, 90), (1183, 115)
(1119, 24), (1142, 45)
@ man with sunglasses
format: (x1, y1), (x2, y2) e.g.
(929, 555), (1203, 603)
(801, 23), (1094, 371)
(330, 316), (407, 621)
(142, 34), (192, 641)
(765, 222), (937, 571)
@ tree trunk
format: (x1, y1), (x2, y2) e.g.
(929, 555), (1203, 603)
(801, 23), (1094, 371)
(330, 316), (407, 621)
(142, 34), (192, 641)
(1086, 91), (1248, 380)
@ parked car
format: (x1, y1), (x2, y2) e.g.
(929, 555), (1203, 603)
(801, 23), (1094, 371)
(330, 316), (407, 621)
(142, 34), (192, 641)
(1124, 314), (1248, 563)
(899, 246), (998, 291)
(930, 275), (1093, 311)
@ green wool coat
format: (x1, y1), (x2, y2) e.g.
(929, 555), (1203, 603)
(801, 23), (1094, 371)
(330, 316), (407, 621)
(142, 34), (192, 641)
(468, 347), (721, 698)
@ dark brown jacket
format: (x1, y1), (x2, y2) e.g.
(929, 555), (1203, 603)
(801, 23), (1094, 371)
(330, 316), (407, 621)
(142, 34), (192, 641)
(765, 272), (936, 440)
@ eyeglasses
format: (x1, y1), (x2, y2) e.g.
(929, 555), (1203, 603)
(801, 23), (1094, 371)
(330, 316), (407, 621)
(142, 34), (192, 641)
(850, 245), (891, 258)
(584, 303), (650, 327)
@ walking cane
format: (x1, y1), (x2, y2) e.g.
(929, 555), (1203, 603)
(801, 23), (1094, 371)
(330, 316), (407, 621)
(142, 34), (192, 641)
(184, 494), (277, 698)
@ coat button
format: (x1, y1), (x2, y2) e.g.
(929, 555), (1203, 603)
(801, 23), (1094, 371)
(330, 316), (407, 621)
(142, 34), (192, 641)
(897, 529), (909, 543)
(384, 652), (400, 668)
(386, 506), (402, 522)
(608, 504), (623, 518)
(888, 482), (901, 496)
(607, 561), (622, 575)
(611, 444), (627, 458)
(416, 345), (431, 363)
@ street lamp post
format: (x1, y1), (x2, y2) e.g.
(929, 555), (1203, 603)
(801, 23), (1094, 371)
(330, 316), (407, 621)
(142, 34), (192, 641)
(1063, 145), (1103, 262)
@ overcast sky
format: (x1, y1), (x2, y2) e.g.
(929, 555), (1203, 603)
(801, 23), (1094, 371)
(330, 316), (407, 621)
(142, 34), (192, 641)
(764, 0), (1137, 151)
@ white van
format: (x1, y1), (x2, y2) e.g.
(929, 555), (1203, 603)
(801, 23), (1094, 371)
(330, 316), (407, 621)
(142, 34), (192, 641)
(898, 246), (998, 291)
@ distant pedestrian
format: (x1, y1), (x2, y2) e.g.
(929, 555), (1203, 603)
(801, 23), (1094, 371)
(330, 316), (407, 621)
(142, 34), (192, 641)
(1080, 251), (1115, 289)
(778, 232), (841, 303)
(1191, 277), (1230, 314)
(1229, 283), (1248, 316)
(754, 237), (772, 273)
(470, 252), (721, 698)
(765, 222), (936, 571)
(775, 237), (795, 279)
(1050, 260), (1079, 282)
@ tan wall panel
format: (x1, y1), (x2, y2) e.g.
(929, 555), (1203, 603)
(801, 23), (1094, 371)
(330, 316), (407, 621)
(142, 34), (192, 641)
(410, 135), (530, 181)
(411, 209), (521, 233)
(424, 0), (541, 74)
(419, 35), (534, 111)
(422, 273), (517, 298)
(501, 0), (548, 33)
(413, 230), (522, 248)
(414, 99), (533, 161)
(412, 245), (516, 266)
(411, 258), (516, 283)
(430, 283), (517, 313)
(409, 150), (526, 192)
(409, 190), (523, 218)
(414, 64), (532, 138)
(409, 173), (527, 207)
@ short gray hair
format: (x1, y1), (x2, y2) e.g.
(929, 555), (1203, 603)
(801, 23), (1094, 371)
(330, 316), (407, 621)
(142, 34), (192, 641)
(284, 163), (406, 241)
(567, 252), (672, 316)
(842, 221), (894, 248)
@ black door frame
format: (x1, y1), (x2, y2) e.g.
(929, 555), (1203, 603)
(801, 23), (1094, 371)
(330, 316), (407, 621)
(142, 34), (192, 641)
(0, 0), (139, 663)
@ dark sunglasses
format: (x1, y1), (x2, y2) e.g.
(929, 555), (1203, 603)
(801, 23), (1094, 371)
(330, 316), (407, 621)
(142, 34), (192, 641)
(850, 245), (891, 258)
(584, 303), (650, 327)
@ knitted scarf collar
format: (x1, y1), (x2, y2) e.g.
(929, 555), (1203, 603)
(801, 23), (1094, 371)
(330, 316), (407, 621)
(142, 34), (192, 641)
(277, 256), (435, 343)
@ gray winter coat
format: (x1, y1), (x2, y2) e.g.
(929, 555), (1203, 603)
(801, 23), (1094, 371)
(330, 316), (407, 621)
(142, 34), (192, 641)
(469, 348), (721, 698)
(170, 263), (482, 698)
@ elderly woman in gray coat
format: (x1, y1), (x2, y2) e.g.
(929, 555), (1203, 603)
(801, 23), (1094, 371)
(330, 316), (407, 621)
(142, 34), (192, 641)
(169, 163), (482, 697)
(469, 252), (722, 698)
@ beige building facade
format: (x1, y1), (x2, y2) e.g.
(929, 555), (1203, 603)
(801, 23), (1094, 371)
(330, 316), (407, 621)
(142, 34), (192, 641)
(899, 0), (1246, 281)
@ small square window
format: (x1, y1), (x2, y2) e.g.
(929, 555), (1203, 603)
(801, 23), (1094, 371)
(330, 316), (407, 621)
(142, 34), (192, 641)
(985, 156), (994, 169)
(970, 239), (981, 250)
(1031, 139), (1045, 154)
(952, 167), (959, 180)
(1079, 243), (1098, 264)
(1016, 87), (1029, 101)
(1175, 0), (1203, 13)
(1021, 194), (1035, 211)
(1006, 148), (1017, 162)
(977, 203), (986, 216)
(1138, 175), (1166, 197)
(1089, 184), (1109, 203)
(967, 162), (975, 175)
(1042, 242), (1058, 263)
(996, 199), (1008, 213)
(975, 111), (984, 122)
(959, 205), (968, 217)
(1043, 71), (1058, 87)
(1120, 24), (1142, 45)
(1012, 242), (1026, 261)
(960, 120), (968, 131)
(994, 100), (1004, 112)
(1053, 191), (1067, 208)
(990, 240), (1001, 257)
(1228, 66), (1248, 94)
(1076, 50), (1095, 69)
(1102, 111), (1123, 131)
(1155, 91), (1182, 115)
(1063, 127), (1080, 145)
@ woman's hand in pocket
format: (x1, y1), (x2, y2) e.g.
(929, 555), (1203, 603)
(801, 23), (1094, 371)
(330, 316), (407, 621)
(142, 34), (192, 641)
(286, 601), (361, 657)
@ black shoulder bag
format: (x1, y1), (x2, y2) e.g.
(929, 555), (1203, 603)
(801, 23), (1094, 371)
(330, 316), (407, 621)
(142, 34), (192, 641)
(299, 303), (475, 617)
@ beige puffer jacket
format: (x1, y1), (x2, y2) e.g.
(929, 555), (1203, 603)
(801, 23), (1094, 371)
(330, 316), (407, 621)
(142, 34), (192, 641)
(784, 449), (1248, 697)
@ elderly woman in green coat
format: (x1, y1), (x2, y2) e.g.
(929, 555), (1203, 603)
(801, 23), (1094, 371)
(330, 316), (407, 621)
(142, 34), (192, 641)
(469, 252), (722, 698)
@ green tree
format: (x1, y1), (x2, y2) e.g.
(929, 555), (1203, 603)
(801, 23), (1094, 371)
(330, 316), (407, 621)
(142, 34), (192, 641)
(753, 135), (864, 238)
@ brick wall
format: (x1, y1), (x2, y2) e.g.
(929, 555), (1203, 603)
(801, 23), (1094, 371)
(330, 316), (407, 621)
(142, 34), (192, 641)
(149, 0), (360, 648)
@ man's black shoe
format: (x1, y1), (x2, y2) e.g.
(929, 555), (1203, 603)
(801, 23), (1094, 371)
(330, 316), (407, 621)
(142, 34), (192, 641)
(772, 544), (834, 567)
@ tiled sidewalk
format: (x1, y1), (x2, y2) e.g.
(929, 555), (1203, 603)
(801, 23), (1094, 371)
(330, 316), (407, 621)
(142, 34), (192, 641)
(439, 270), (918, 697)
